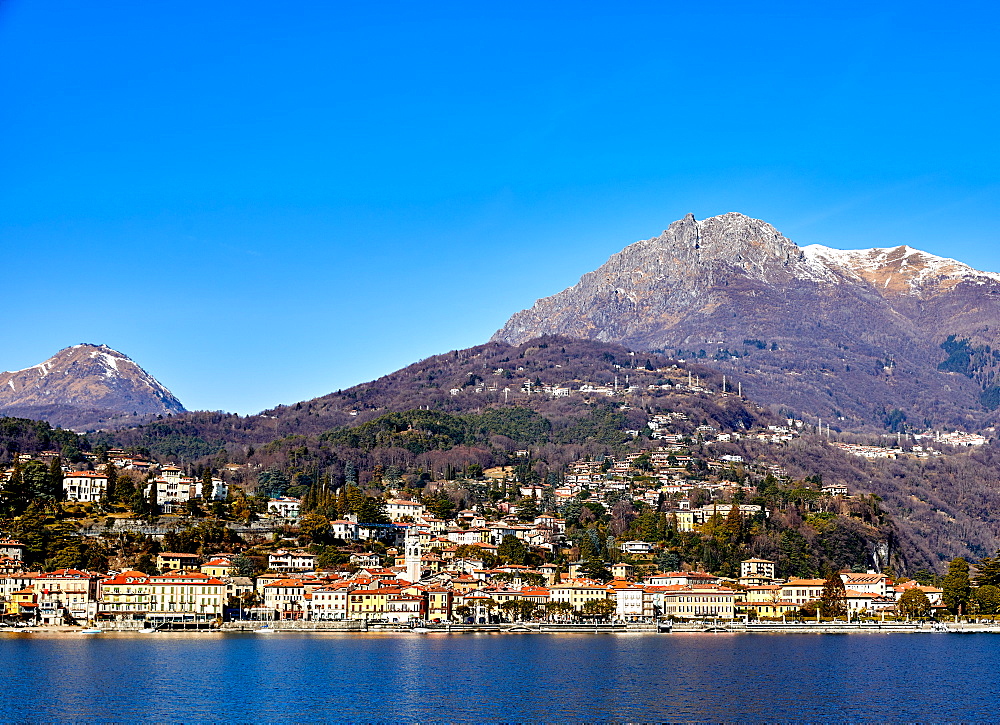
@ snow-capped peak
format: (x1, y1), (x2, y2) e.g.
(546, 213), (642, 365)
(801, 244), (1000, 293)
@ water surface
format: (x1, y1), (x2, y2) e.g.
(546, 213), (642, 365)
(0, 631), (991, 721)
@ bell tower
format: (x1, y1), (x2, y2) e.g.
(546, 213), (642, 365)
(405, 528), (422, 584)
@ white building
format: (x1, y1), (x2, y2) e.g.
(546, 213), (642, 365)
(268, 550), (316, 571)
(620, 540), (655, 555)
(740, 558), (776, 580)
(311, 585), (351, 620)
(268, 497), (302, 519)
(63, 471), (108, 502)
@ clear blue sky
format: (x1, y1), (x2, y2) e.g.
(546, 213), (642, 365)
(1, 1), (998, 414)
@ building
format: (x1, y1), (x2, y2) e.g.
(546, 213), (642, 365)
(157, 552), (201, 572)
(200, 558), (233, 578)
(267, 497), (302, 519)
(98, 571), (151, 621)
(660, 585), (739, 619)
(268, 550), (317, 572)
(620, 541), (655, 555)
(424, 587), (453, 621)
(740, 558), (776, 580)
(311, 583), (352, 620)
(780, 578), (827, 606)
(34, 569), (101, 623)
(385, 499), (427, 522)
(262, 579), (307, 619)
(549, 581), (610, 612)
(0, 539), (25, 562)
(840, 572), (889, 597)
(62, 472), (108, 502)
(147, 571), (225, 622)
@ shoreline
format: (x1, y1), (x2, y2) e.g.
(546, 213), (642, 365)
(4, 622), (999, 636)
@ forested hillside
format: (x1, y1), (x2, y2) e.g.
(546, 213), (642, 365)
(8, 335), (1000, 573)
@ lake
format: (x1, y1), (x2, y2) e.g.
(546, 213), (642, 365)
(0, 631), (994, 721)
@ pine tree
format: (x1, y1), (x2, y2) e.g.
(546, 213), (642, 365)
(104, 463), (118, 504)
(0, 465), (31, 515)
(202, 468), (214, 502)
(976, 554), (1000, 587)
(48, 457), (64, 500)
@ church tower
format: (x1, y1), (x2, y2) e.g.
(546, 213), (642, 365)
(405, 528), (422, 584)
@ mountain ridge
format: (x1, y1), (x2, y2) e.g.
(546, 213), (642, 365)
(494, 212), (1000, 431)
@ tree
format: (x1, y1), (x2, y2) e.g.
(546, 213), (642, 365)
(943, 557), (972, 615)
(544, 600), (574, 622)
(104, 462), (118, 504)
(356, 496), (388, 524)
(897, 588), (932, 618)
(578, 559), (612, 583)
(231, 494), (256, 523)
(0, 465), (31, 516)
(202, 469), (214, 502)
(977, 554), (1000, 588)
(516, 497), (539, 522)
(424, 492), (455, 520)
(134, 554), (159, 576)
(582, 599), (616, 620)
(657, 549), (681, 573)
(48, 458), (64, 500)
(298, 513), (331, 544)
(497, 535), (527, 565)
(820, 572), (848, 618)
(974, 585), (1000, 616)
(230, 554), (257, 578)
(632, 453), (653, 472)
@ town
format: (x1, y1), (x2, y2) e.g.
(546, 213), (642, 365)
(2, 401), (982, 632)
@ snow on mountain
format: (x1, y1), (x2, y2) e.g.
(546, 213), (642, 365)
(802, 244), (1000, 294)
(0, 344), (185, 430)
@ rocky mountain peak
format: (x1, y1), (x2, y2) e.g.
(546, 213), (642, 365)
(0, 344), (185, 430)
(652, 212), (801, 269)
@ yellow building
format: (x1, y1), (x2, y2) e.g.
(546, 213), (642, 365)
(147, 571), (224, 622)
(200, 559), (233, 578)
(549, 581), (610, 611)
(6, 588), (36, 617)
(98, 571), (151, 620)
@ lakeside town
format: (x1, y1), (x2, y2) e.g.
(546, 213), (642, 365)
(2, 399), (984, 633)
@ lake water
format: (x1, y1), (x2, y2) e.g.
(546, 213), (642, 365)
(0, 631), (996, 721)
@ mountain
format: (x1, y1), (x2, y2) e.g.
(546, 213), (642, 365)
(0, 344), (185, 430)
(103, 336), (751, 456)
(97, 333), (1000, 570)
(494, 212), (1000, 431)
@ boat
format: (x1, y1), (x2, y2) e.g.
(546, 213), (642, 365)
(80, 627), (103, 634)
(410, 626), (431, 633)
(138, 628), (156, 634)
(254, 626), (277, 633)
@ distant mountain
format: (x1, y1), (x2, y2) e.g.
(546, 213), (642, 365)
(0, 344), (185, 430)
(494, 212), (1000, 431)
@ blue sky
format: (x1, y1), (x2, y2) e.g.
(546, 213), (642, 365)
(1, 1), (998, 414)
